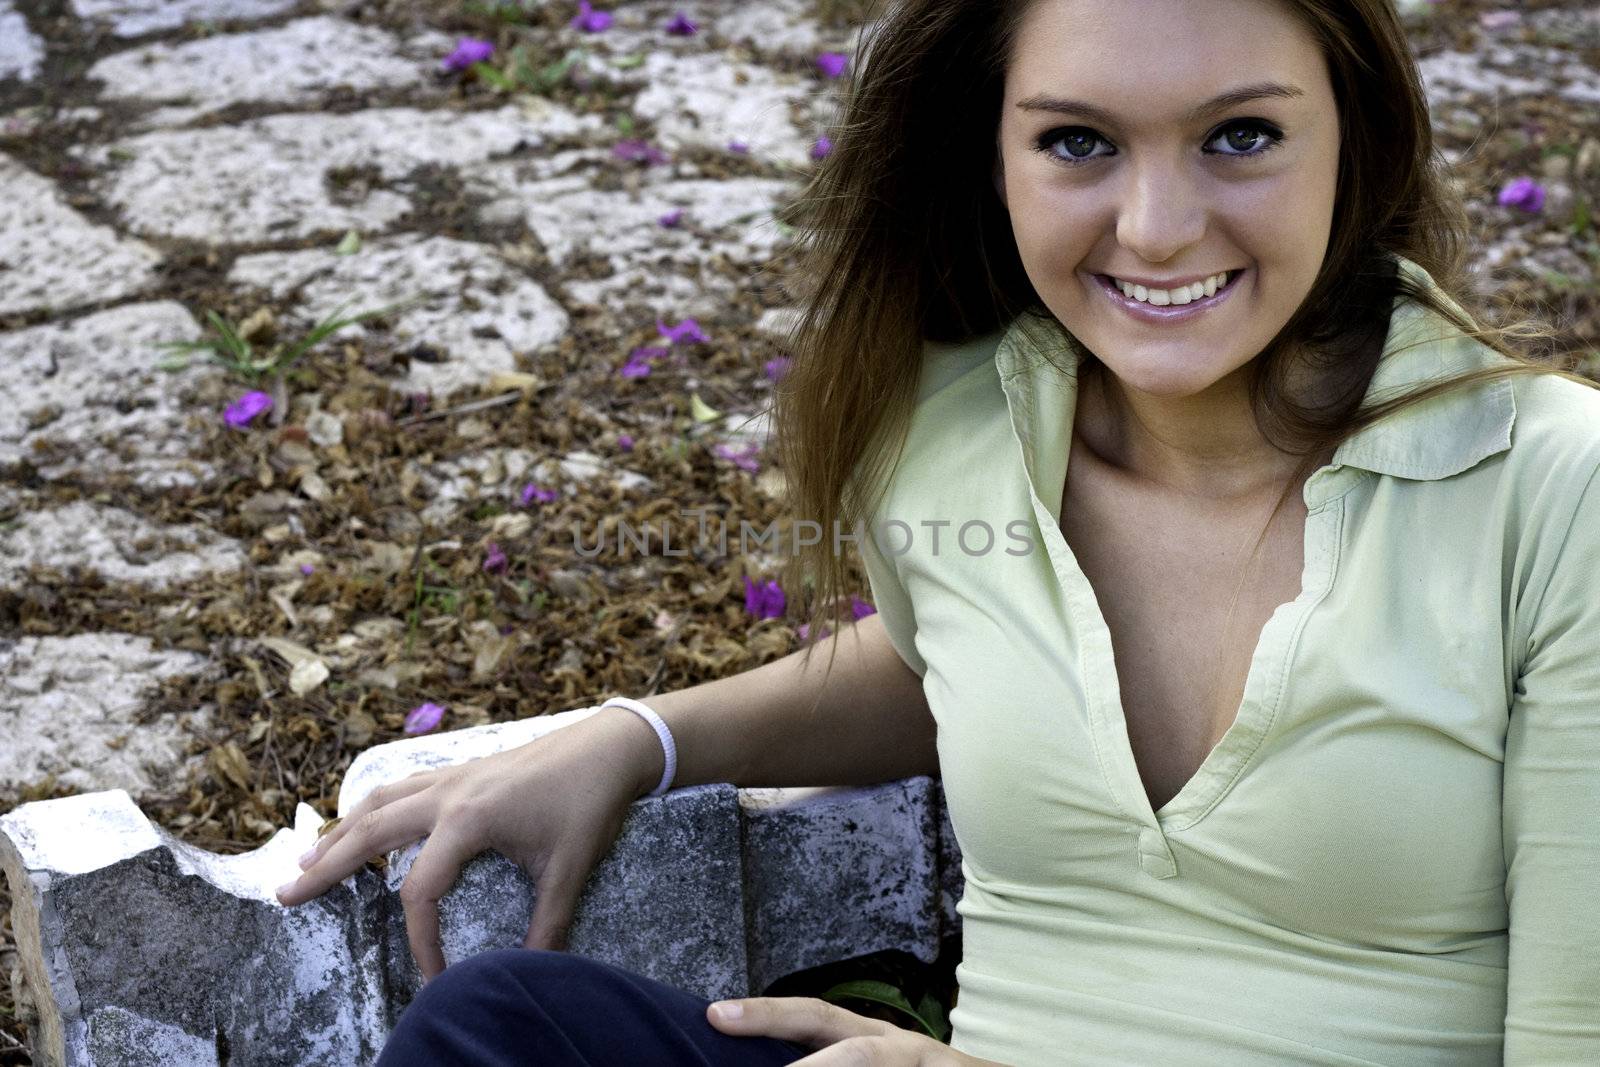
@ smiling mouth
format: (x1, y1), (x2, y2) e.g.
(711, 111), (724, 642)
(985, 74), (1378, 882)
(1092, 268), (1246, 319)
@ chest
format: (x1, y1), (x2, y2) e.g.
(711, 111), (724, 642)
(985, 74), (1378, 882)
(1058, 457), (1310, 815)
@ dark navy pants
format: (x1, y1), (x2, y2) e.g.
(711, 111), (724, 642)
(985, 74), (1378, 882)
(374, 948), (811, 1065)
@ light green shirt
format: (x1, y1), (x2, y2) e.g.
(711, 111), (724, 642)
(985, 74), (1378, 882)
(858, 257), (1600, 1065)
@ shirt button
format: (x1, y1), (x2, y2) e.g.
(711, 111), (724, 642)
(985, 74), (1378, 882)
(1138, 827), (1178, 879)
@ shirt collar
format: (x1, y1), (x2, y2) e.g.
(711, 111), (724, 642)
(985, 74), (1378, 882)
(993, 254), (1516, 484)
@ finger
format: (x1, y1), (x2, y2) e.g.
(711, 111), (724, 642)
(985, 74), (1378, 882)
(706, 997), (892, 1046)
(523, 850), (587, 952)
(296, 772), (439, 871)
(277, 787), (435, 906)
(399, 826), (481, 983)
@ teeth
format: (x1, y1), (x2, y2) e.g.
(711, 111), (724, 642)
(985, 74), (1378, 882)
(1113, 271), (1231, 306)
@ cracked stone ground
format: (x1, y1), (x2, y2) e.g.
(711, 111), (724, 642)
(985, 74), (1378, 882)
(0, 0), (1596, 1061)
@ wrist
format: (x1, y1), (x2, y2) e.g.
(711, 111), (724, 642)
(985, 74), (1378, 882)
(594, 704), (669, 800)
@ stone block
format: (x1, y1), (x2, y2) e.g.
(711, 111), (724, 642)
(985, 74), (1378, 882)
(69, 0), (298, 38)
(3, 706), (964, 1065)
(0, 1), (43, 82)
(0, 155), (162, 318)
(88, 18), (444, 130)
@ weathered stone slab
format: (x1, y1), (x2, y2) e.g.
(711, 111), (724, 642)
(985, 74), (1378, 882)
(85, 103), (602, 242)
(0, 0), (44, 82)
(3, 706), (965, 1065)
(631, 51), (820, 167)
(740, 778), (945, 993)
(88, 17), (442, 129)
(471, 162), (794, 317)
(0, 302), (217, 488)
(229, 233), (570, 396)
(69, 0), (298, 38)
(0, 155), (162, 317)
(0, 501), (245, 590)
(0, 633), (212, 796)
(0, 791), (381, 1067)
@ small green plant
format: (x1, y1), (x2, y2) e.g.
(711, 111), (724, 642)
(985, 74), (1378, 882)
(406, 555), (462, 651)
(154, 296), (421, 385)
(819, 978), (951, 1043)
(473, 43), (587, 93)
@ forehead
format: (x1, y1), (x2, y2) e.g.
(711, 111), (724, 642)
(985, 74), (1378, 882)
(1005, 0), (1326, 97)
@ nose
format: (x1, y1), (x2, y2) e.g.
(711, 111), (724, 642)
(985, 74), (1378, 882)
(1114, 158), (1207, 266)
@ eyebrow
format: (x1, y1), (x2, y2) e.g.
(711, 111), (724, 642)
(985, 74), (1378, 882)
(1015, 81), (1306, 126)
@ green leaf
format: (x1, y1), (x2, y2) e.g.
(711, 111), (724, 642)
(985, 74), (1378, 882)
(913, 990), (951, 1042)
(615, 114), (636, 136)
(534, 51), (579, 90)
(272, 295), (422, 374)
(203, 309), (252, 365)
(335, 229), (362, 255)
(819, 979), (941, 1040)
(474, 62), (515, 90)
(1571, 196), (1592, 237)
(612, 52), (645, 69)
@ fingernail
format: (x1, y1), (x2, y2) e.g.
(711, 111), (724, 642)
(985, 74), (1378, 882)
(297, 848), (317, 869)
(275, 881), (296, 901)
(712, 1001), (743, 1020)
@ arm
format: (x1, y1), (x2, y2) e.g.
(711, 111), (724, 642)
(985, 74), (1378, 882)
(1502, 459), (1600, 1063)
(607, 610), (936, 797)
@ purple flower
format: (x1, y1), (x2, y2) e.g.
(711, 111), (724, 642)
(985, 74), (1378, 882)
(849, 595), (876, 620)
(727, 140), (749, 155)
(743, 575), (786, 620)
(658, 207), (685, 228)
(441, 37), (495, 73)
(796, 622), (831, 641)
(811, 136), (833, 161)
(620, 345), (670, 378)
(657, 317), (709, 345)
(618, 433), (634, 451)
(223, 390), (273, 429)
(520, 482), (558, 505)
(1497, 176), (1545, 214)
(613, 138), (668, 165)
(571, 1), (613, 32)
(483, 541), (508, 574)
(664, 11), (697, 35)
(815, 52), (848, 78)
(712, 441), (761, 473)
(404, 702), (447, 734)
(763, 355), (791, 381)
(299, 563), (316, 576)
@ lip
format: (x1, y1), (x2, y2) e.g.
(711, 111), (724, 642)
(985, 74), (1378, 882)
(1092, 268), (1246, 323)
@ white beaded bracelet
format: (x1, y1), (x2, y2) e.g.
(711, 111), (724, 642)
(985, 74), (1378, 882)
(598, 696), (678, 798)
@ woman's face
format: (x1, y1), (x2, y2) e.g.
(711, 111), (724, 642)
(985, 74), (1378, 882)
(994, 0), (1342, 400)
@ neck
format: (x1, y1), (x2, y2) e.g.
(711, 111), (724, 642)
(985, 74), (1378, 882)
(1075, 360), (1305, 502)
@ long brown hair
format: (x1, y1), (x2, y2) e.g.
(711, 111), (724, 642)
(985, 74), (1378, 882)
(770, 0), (1596, 694)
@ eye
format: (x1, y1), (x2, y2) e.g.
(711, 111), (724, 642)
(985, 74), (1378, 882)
(1204, 118), (1284, 158)
(1030, 118), (1286, 169)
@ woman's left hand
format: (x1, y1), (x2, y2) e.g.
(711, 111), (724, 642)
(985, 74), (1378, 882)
(706, 996), (1005, 1066)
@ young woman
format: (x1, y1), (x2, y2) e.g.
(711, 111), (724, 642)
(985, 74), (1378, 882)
(277, 1), (1600, 1063)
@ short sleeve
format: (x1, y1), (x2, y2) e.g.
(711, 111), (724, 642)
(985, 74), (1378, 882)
(858, 512), (928, 679)
(1502, 459), (1600, 1063)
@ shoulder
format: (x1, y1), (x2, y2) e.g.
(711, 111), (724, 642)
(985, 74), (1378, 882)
(1505, 370), (1600, 495)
